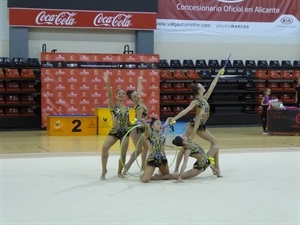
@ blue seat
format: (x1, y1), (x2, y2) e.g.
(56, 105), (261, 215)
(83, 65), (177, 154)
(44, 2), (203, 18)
(183, 59), (195, 68)
(159, 59), (170, 68)
(233, 60), (245, 68)
(245, 60), (257, 68)
(195, 59), (208, 68)
(269, 60), (281, 69)
(257, 60), (268, 68)
(208, 59), (220, 68)
(170, 59), (183, 68)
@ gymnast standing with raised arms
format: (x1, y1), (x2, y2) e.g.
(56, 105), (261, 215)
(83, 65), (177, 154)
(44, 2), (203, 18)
(124, 76), (149, 173)
(100, 72), (131, 179)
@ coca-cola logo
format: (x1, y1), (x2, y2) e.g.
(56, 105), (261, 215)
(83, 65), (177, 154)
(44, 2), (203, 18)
(93, 13), (132, 27)
(36, 11), (77, 26)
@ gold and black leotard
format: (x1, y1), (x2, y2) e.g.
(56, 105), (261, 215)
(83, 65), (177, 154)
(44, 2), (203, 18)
(185, 141), (210, 171)
(188, 97), (210, 131)
(135, 104), (148, 119)
(146, 132), (167, 167)
(134, 104), (148, 133)
(108, 105), (130, 140)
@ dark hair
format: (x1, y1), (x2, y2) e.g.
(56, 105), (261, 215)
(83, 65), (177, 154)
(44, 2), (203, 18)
(150, 118), (158, 130)
(126, 90), (134, 99)
(191, 83), (200, 95)
(172, 136), (184, 147)
(150, 118), (157, 126)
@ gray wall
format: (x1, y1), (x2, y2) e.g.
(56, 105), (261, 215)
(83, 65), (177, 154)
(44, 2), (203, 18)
(9, 27), (28, 58)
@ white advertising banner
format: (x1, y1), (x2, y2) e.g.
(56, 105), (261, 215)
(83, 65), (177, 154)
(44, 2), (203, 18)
(157, 0), (300, 36)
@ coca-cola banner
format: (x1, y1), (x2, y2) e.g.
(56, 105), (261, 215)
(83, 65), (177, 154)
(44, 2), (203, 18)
(41, 53), (160, 128)
(9, 8), (156, 30)
(157, 0), (300, 36)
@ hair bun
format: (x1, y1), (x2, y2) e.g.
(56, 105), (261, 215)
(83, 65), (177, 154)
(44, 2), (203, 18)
(126, 90), (134, 99)
(172, 136), (184, 147)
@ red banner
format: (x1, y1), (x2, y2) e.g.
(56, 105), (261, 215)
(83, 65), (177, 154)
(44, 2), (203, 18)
(9, 8), (156, 30)
(157, 0), (300, 22)
(41, 53), (160, 63)
(41, 53), (160, 128)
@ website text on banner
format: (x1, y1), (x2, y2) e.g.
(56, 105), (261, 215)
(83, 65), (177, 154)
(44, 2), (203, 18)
(156, 0), (300, 36)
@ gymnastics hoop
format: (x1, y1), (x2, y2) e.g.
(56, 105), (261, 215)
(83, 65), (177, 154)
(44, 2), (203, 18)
(120, 123), (179, 175)
(134, 130), (179, 169)
(132, 123), (180, 170)
(133, 124), (178, 171)
(134, 133), (145, 170)
(165, 145), (179, 168)
(119, 124), (143, 178)
(128, 123), (178, 171)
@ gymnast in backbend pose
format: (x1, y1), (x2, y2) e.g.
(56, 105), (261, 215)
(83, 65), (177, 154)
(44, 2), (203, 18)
(124, 76), (148, 173)
(100, 73), (131, 179)
(170, 68), (225, 177)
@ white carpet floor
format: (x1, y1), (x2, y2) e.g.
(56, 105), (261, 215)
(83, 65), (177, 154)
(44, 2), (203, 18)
(1, 149), (299, 225)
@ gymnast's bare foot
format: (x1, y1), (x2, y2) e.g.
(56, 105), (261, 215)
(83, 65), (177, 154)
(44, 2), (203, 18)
(215, 171), (223, 177)
(118, 172), (125, 178)
(123, 164), (129, 175)
(211, 166), (222, 178)
(151, 174), (160, 179)
(100, 170), (107, 180)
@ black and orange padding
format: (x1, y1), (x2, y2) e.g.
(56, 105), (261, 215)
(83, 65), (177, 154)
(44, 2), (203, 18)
(160, 83), (174, 91)
(186, 70), (200, 80)
(268, 70), (281, 79)
(174, 82), (188, 91)
(269, 82), (282, 91)
(255, 69), (269, 79)
(160, 70), (173, 80)
(173, 95), (186, 102)
(256, 82), (266, 91)
(173, 70), (186, 79)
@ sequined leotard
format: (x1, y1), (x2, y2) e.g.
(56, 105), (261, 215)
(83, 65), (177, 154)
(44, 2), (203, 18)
(108, 105), (130, 139)
(134, 104), (148, 133)
(146, 132), (168, 167)
(135, 104), (148, 119)
(184, 141), (210, 171)
(188, 97), (210, 131)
